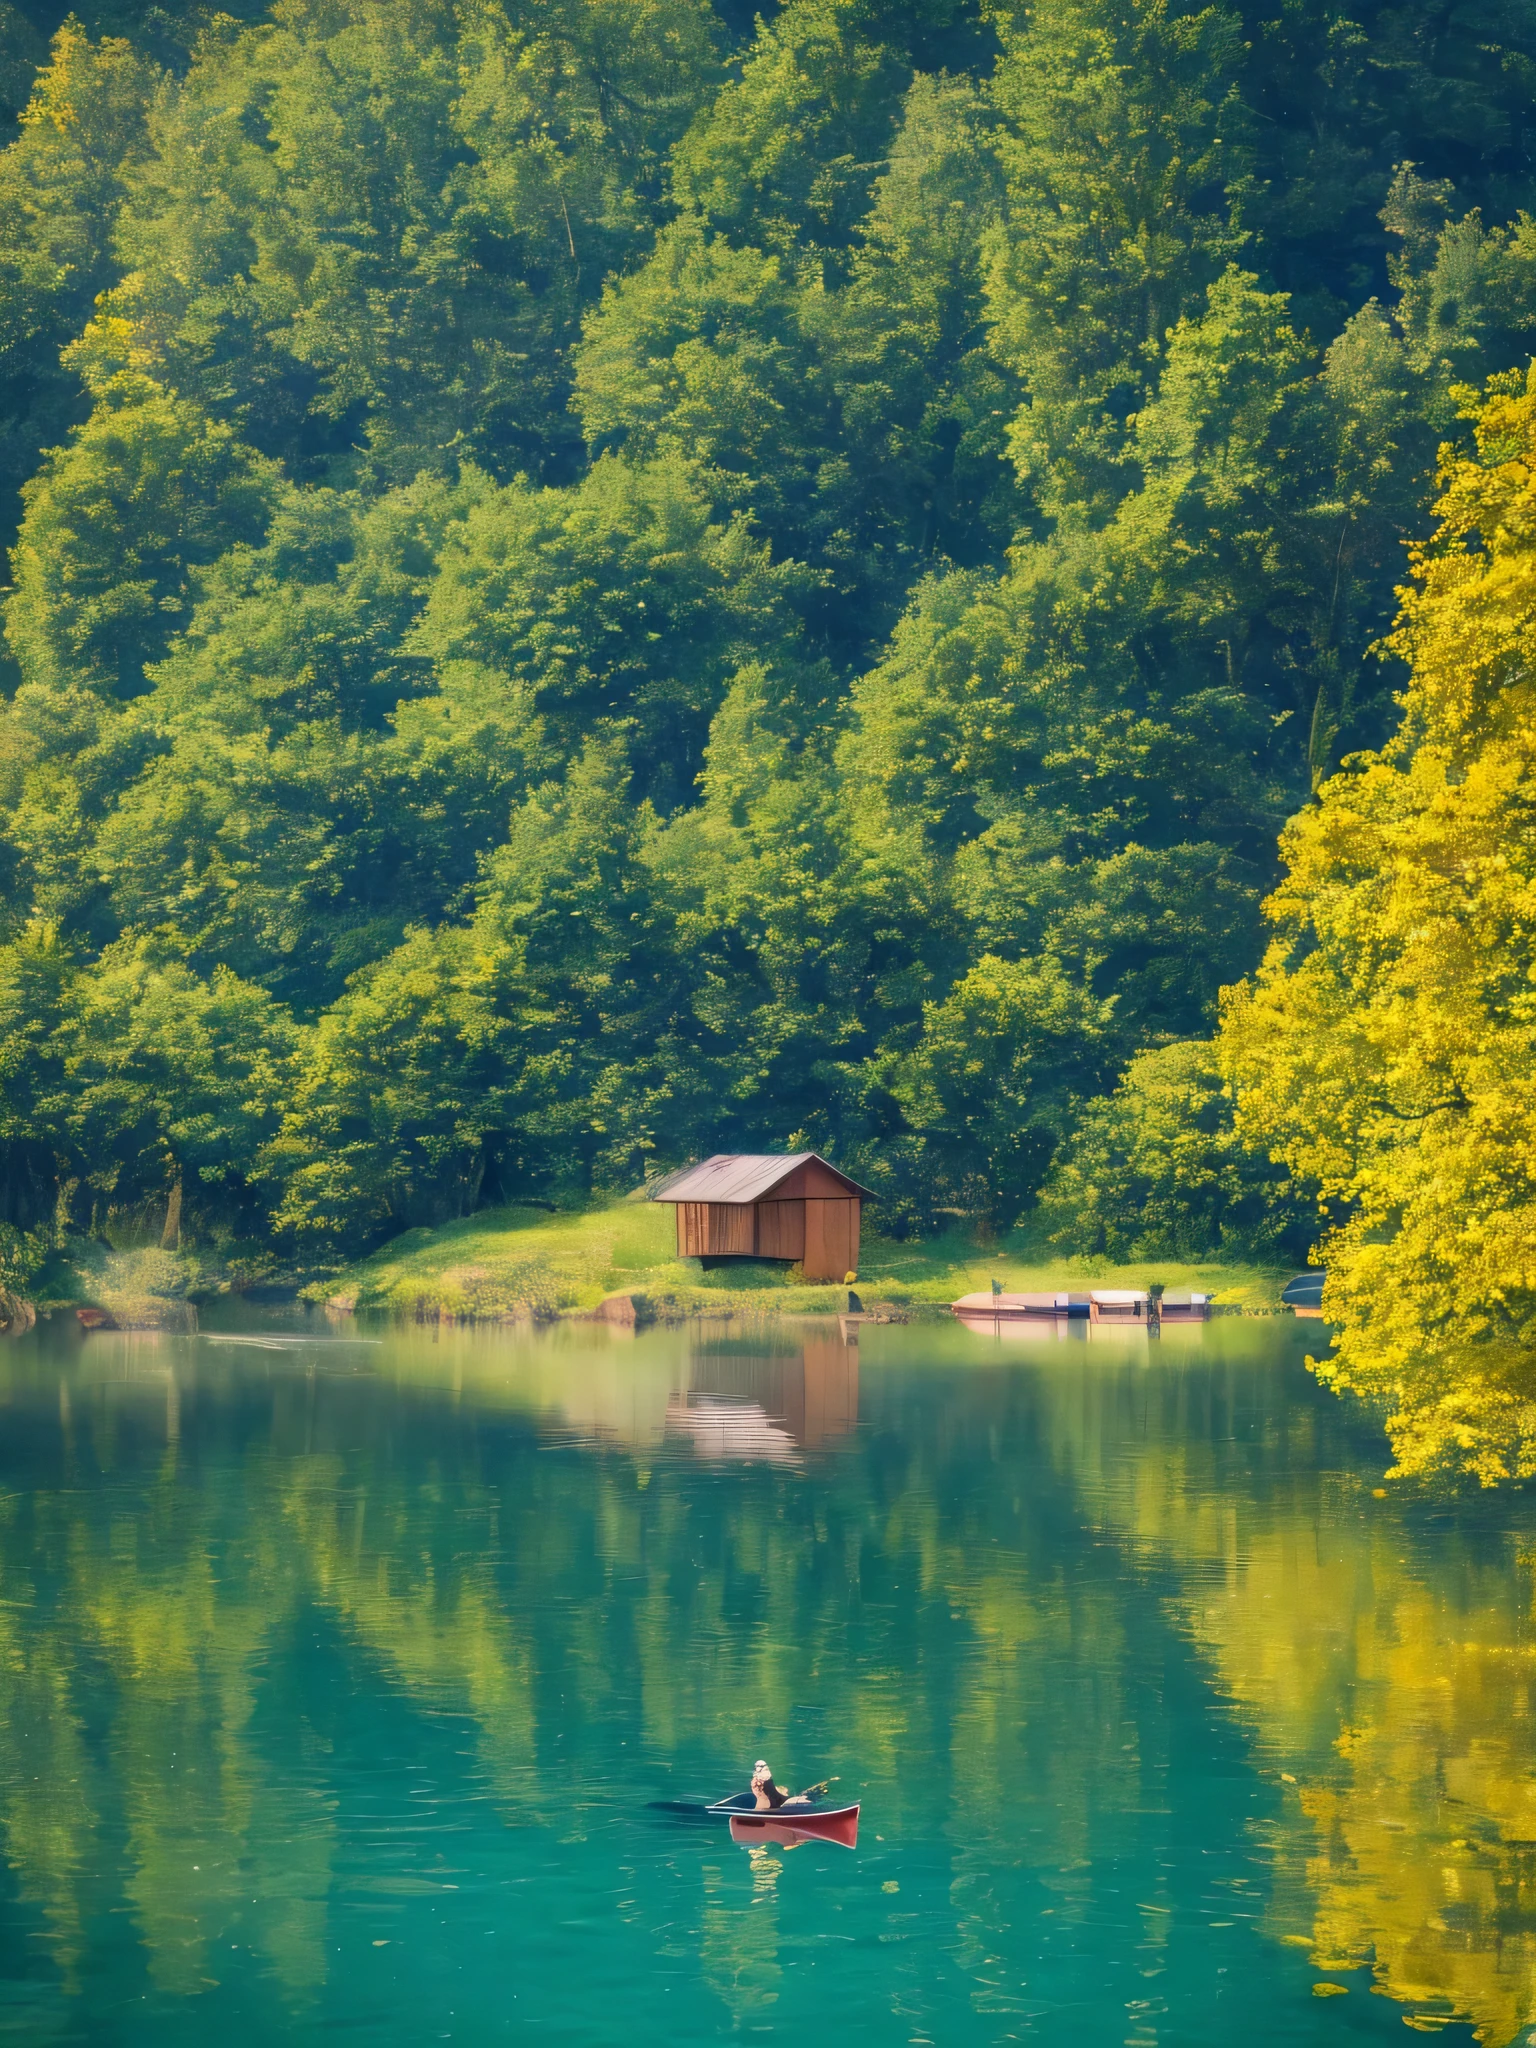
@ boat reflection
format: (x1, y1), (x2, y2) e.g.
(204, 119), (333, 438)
(955, 1311), (1199, 1345)
(953, 1310), (1087, 1342)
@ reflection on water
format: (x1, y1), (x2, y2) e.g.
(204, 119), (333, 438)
(0, 1313), (1534, 2045)
(1054, 1368), (1536, 2044)
(665, 1334), (858, 1462)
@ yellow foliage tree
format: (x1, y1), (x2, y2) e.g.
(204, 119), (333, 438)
(1221, 369), (1536, 1484)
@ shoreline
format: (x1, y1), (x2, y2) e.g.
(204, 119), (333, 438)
(15, 1201), (1296, 1332)
(300, 1201), (1292, 1326)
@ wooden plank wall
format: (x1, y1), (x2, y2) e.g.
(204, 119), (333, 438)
(802, 1199), (859, 1281)
(710, 1203), (756, 1254)
(675, 1202), (758, 1256)
(755, 1201), (806, 1260)
(675, 1194), (859, 1273)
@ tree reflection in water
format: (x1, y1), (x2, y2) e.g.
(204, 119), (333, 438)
(0, 1317), (1532, 2042)
(1038, 1355), (1536, 2042)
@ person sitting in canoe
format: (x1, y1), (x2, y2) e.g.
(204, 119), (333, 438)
(750, 1761), (814, 1812)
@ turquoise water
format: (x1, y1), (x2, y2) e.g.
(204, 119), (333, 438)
(1, 1309), (1533, 2046)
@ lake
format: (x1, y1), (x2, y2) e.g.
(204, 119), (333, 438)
(0, 1307), (1533, 2047)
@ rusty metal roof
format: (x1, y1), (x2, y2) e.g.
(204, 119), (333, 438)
(647, 1153), (874, 1204)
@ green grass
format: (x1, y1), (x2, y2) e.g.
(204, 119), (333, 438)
(312, 1199), (1291, 1321)
(33, 1242), (205, 1327)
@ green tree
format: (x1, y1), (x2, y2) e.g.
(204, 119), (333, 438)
(809, 72), (1016, 570)
(5, 373), (281, 698)
(77, 473), (509, 1007)
(410, 451), (819, 810)
(650, 677), (922, 1156)
(93, 0), (722, 487)
(887, 952), (1113, 1224)
(472, 732), (695, 1193)
(578, 71), (1017, 649)
(0, 24), (154, 559)
(0, 918), (73, 1233)
(262, 923), (525, 1251)
(1241, 0), (1536, 337)
(669, 0), (914, 261)
(574, 222), (831, 540)
(984, 0), (1252, 519)
(1034, 1039), (1316, 1260)
(0, 925), (298, 1238)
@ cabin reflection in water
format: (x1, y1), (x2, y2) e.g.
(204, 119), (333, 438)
(664, 1333), (858, 1463)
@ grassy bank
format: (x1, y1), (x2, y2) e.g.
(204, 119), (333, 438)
(311, 1200), (1292, 1322)
(30, 1240), (270, 1327)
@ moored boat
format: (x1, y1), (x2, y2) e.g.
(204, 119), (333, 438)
(953, 1287), (1218, 1333)
(1089, 1289), (1147, 1321)
(950, 1291), (1089, 1321)
(1281, 1271), (1326, 1318)
(1158, 1293), (1212, 1323)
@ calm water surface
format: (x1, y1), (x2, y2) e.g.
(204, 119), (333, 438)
(0, 1309), (1533, 2047)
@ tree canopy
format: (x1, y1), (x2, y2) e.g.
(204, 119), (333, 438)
(1221, 371), (1536, 1485)
(5, 0), (1536, 1302)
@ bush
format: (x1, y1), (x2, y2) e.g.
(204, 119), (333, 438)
(0, 1223), (47, 1296)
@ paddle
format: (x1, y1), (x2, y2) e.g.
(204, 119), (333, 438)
(792, 1777), (838, 1802)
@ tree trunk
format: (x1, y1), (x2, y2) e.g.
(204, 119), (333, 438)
(161, 1173), (183, 1251)
(0, 1290), (36, 1336)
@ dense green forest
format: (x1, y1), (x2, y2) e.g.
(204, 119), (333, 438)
(3, 0), (1536, 1283)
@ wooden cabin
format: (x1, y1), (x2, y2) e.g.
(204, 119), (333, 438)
(649, 1153), (873, 1282)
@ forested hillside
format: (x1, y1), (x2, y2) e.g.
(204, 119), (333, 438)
(3, 0), (1536, 1274)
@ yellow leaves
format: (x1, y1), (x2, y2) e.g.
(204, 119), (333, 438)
(1383, 380), (1536, 751)
(62, 301), (169, 401)
(19, 21), (89, 135)
(1220, 366), (1536, 1483)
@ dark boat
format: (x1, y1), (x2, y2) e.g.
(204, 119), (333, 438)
(725, 1804), (860, 1848)
(1282, 1271), (1327, 1319)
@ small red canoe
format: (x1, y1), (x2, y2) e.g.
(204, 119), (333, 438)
(728, 1803), (859, 1849)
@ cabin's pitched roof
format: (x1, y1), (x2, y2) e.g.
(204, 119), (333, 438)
(647, 1152), (874, 1204)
